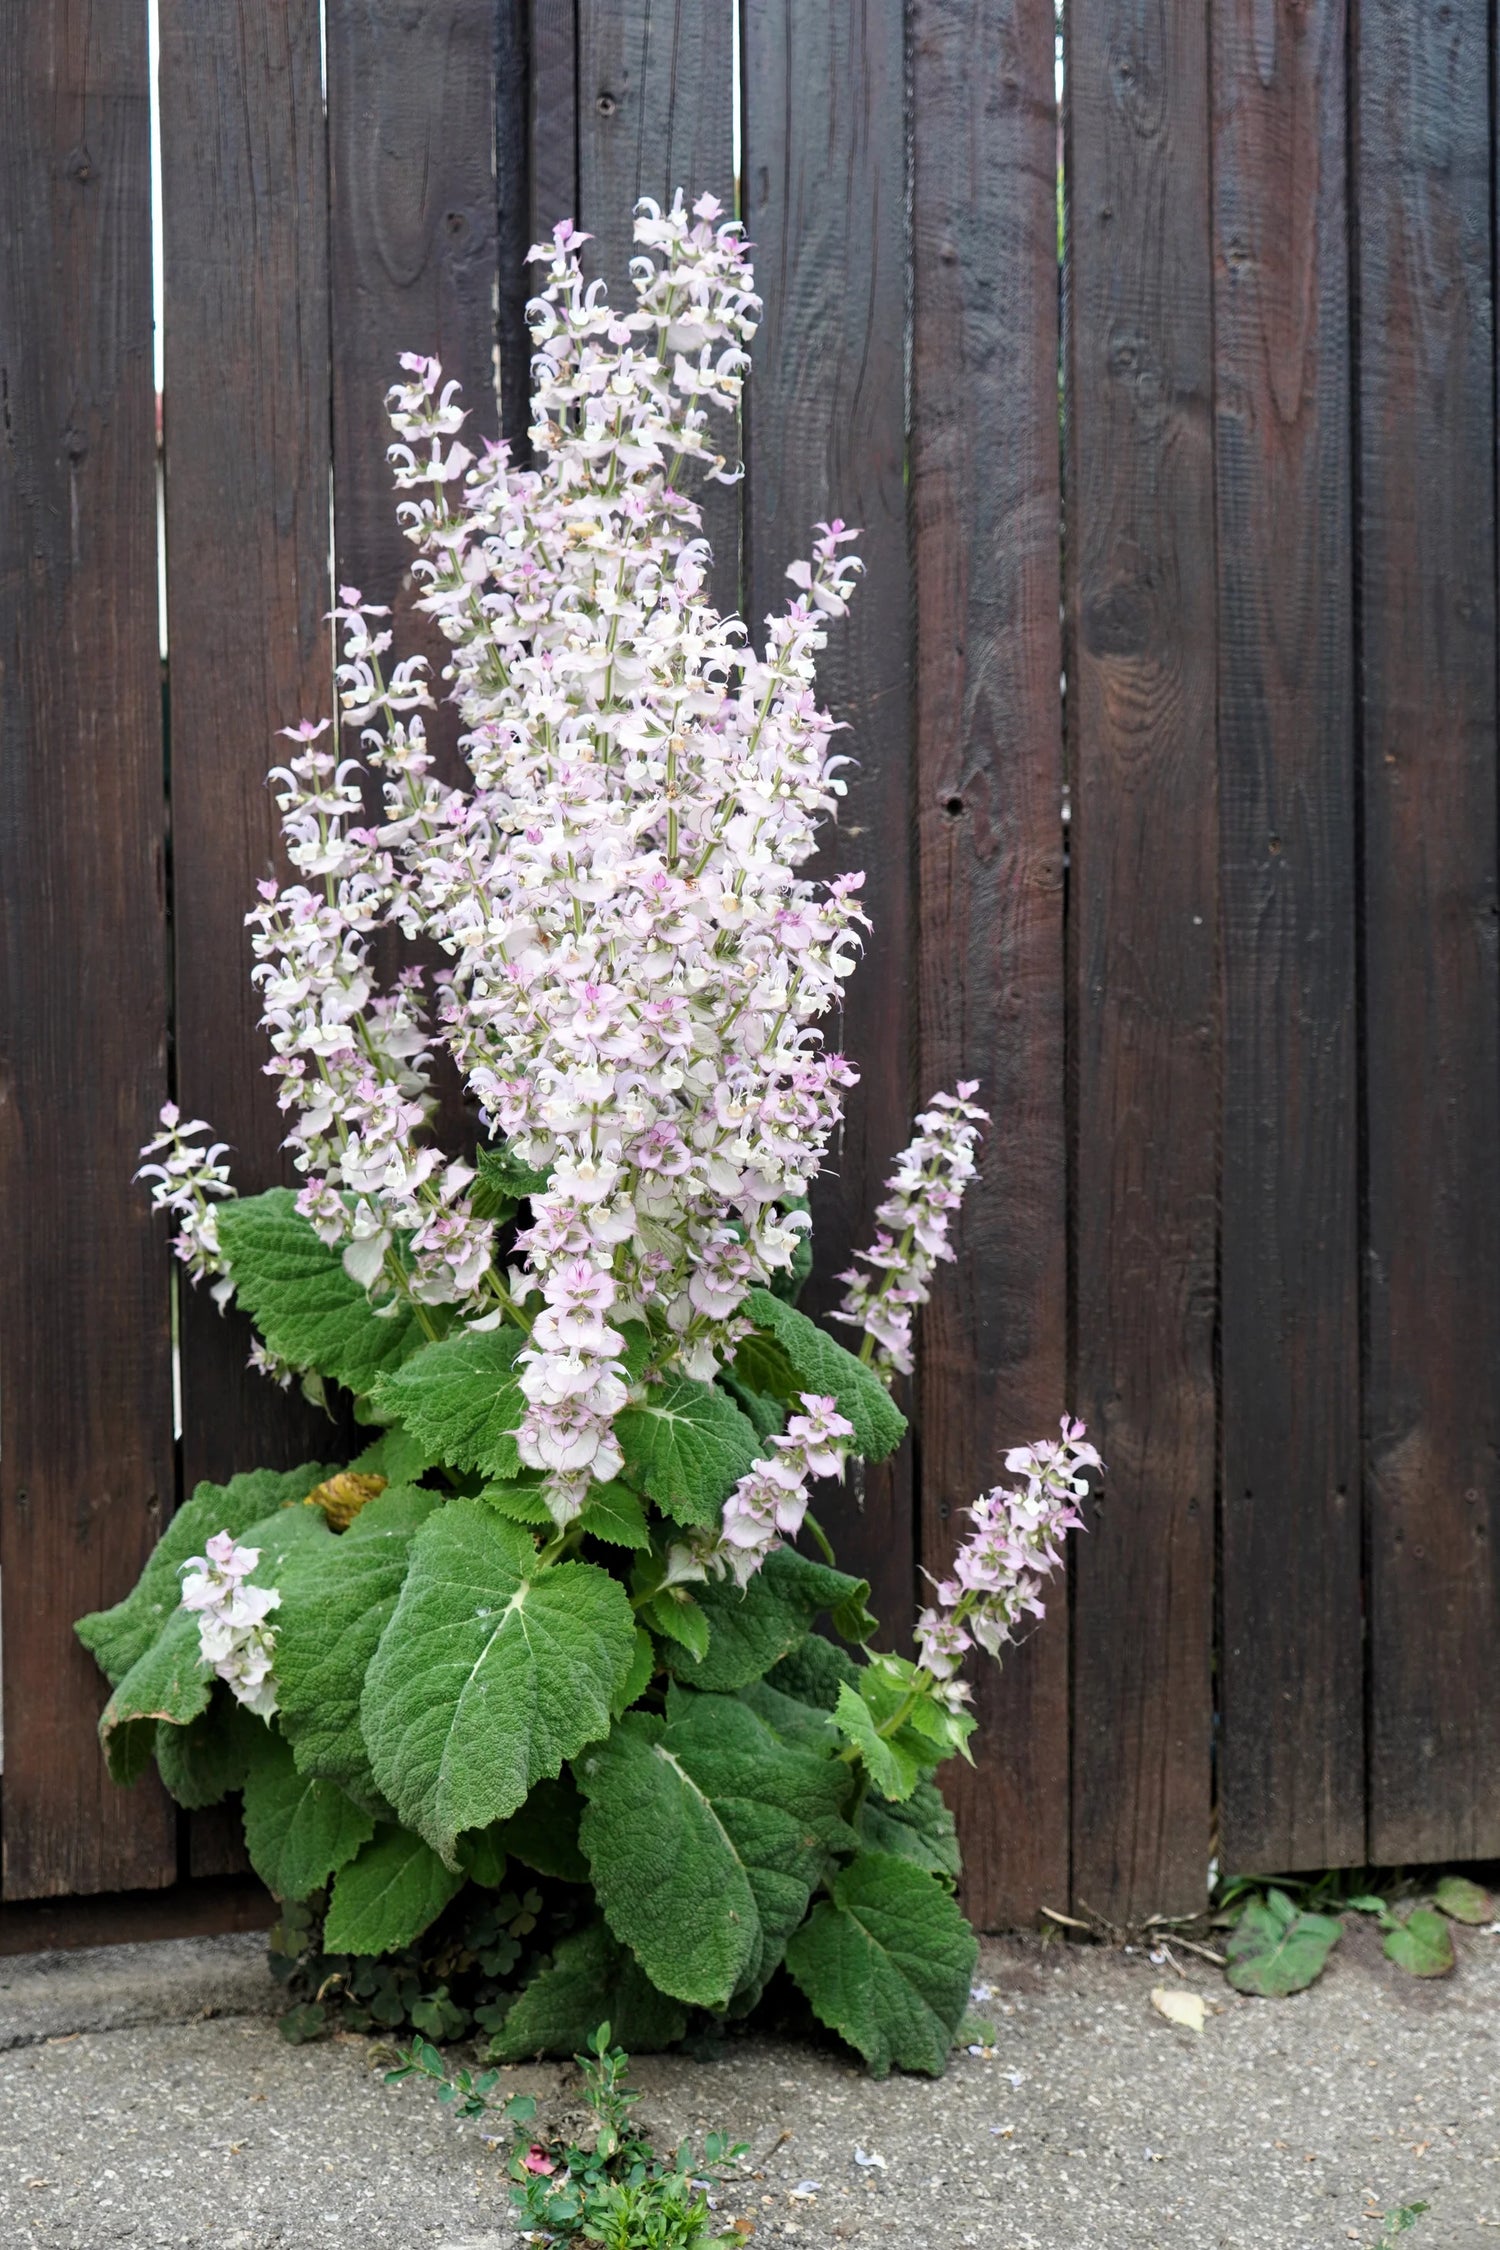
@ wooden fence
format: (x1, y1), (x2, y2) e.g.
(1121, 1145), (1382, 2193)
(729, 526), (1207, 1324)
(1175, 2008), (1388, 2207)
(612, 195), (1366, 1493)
(2, 0), (1497, 1935)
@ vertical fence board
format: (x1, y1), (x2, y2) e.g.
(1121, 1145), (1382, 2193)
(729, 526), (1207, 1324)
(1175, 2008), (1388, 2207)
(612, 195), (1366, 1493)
(531, 1), (579, 248)
(1358, 2), (1500, 1864)
(327, 0), (501, 768)
(0, 2), (177, 1896)
(577, 3), (738, 614)
(1065, 0), (1218, 1919)
(1212, 0), (1363, 1874)
(910, 0), (1069, 1927)
(159, 0), (337, 1499)
(741, 0), (916, 1640)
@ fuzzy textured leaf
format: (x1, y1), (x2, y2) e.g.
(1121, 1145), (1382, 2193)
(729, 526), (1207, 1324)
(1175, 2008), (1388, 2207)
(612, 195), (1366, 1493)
(666, 1548), (870, 1693)
(616, 1375), (761, 1525)
(785, 1851), (978, 2077)
(857, 1779), (962, 1884)
(576, 1689), (854, 2010)
(737, 1677), (837, 1754)
(1225, 1891), (1343, 1998)
(767, 1633), (859, 1711)
(479, 1479), (554, 1528)
(369, 1327), (528, 1481)
(475, 1140), (551, 1200)
(241, 1728), (374, 1901)
(576, 1481), (650, 1550)
(323, 1824), (464, 1955)
(77, 1460), (338, 1687)
(154, 1694), (259, 1810)
(216, 1189), (423, 1393)
(274, 1482), (442, 1804)
(488, 1921), (686, 2062)
(740, 1289), (906, 1462)
(362, 1499), (636, 1860)
(1382, 1908), (1455, 1978)
(833, 1682), (922, 1803)
(101, 1609), (213, 1768)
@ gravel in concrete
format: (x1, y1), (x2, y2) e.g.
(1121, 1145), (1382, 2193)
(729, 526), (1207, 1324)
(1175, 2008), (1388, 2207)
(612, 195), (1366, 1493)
(1, 1920), (1497, 2248)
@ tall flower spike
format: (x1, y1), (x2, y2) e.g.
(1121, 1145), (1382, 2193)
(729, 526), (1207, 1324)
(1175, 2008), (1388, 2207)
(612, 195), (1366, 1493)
(136, 195), (870, 1518)
(913, 1418), (1099, 1701)
(832, 1082), (989, 1379)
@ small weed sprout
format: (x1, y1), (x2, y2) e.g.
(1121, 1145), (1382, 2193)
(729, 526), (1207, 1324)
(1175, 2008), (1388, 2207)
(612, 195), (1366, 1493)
(388, 2023), (747, 2246)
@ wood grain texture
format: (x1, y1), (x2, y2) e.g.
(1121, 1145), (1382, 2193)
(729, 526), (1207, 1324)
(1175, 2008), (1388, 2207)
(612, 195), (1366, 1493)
(0, 1), (177, 1896)
(1065, 0), (1218, 1919)
(577, 0), (738, 614)
(159, 0), (343, 1497)
(742, 0), (915, 1641)
(531, 0), (580, 250)
(497, 0), (534, 458)
(910, 0), (1069, 1928)
(327, 0), (501, 770)
(1211, 0), (1362, 1875)
(1357, 0), (1500, 1863)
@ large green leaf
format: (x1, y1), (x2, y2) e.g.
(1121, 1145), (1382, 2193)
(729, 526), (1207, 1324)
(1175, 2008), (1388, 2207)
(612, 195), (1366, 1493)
(488, 1921), (686, 2063)
(101, 1611), (210, 1780)
(665, 1548), (870, 1693)
(274, 1482), (442, 1805)
(368, 1326), (528, 1481)
(362, 1499), (636, 1861)
(323, 1824), (464, 1955)
(785, 1851), (978, 2077)
(76, 1460), (338, 1688)
(99, 1504), (331, 1775)
(739, 1289), (906, 1462)
(1225, 1890), (1343, 1998)
(154, 1693), (259, 1809)
(240, 1727), (374, 1901)
(857, 1779), (962, 1885)
(616, 1375), (761, 1526)
(575, 1689), (854, 2011)
(216, 1188), (423, 1393)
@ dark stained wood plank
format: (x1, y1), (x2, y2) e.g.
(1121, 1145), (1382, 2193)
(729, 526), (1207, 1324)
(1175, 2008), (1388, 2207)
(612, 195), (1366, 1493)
(1358, 1), (1500, 1863)
(910, 0), (1069, 1928)
(326, 0), (501, 770)
(742, 0), (915, 1641)
(0, 0), (177, 1897)
(158, 0), (342, 1499)
(531, 1), (580, 249)
(1065, 0), (1218, 1919)
(1211, 0), (1363, 1875)
(577, 1), (738, 614)
(496, 0), (534, 459)
(0, 1875), (275, 1957)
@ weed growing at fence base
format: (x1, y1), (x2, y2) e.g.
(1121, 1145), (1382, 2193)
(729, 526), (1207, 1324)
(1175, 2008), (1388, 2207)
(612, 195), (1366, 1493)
(77, 195), (1094, 2077)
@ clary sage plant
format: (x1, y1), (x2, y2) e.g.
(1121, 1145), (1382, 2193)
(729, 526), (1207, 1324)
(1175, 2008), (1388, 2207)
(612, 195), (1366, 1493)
(78, 194), (1096, 2078)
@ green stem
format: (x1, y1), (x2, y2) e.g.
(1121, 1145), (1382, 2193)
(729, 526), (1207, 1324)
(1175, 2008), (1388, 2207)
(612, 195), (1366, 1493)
(802, 1510), (838, 1568)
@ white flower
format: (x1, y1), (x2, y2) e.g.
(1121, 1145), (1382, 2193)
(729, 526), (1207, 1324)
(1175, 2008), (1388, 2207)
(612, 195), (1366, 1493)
(179, 1531), (282, 1719)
